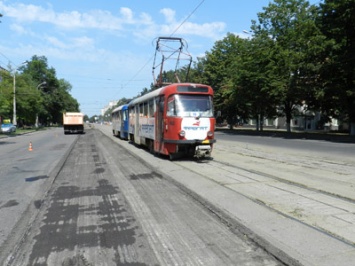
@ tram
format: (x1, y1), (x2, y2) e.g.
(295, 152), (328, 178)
(127, 83), (216, 159)
(112, 104), (129, 140)
(112, 37), (216, 159)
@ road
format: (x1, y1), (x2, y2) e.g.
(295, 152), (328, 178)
(1, 125), (355, 265)
(215, 129), (355, 158)
(0, 128), (77, 253)
(0, 128), (283, 265)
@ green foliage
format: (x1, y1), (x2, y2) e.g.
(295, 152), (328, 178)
(201, 33), (248, 127)
(0, 70), (13, 119)
(0, 55), (80, 126)
(16, 73), (41, 124)
(318, 0), (355, 133)
(251, 0), (325, 132)
(19, 55), (80, 125)
(234, 33), (278, 130)
(187, 0), (355, 134)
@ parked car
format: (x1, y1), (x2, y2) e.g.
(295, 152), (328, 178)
(1, 123), (16, 133)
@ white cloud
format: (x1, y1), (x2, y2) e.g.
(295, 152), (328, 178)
(72, 36), (95, 49)
(120, 7), (134, 23)
(160, 8), (176, 24)
(157, 8), (225, 39)
(176, 21), (226, 39)
(45, 36), (94, 50)
(9, 23), (28, 35)
(139, 12), (154, 25)
(0, 2), (124, 30)
(0, 2), (225, 39)
(46, 36), (68, 49)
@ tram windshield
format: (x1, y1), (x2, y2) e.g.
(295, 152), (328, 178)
(167, 94), (214, 118)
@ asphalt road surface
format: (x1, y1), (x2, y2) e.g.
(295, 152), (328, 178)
(1, 128), (283, 266)
(0, 129), (77, 253)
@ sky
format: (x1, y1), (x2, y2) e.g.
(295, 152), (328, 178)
(0, 0), (319, 117)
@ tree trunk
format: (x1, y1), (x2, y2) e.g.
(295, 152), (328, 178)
(284, 101), (293, 133)
(256, 115), (260, 131)
(286, 121), (291, 132)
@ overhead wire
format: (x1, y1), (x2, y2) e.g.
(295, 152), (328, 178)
(0, 51), (24, 70)
(110, 0), (206, 101)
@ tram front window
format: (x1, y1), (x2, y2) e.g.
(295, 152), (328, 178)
(168, 95), (213, 117)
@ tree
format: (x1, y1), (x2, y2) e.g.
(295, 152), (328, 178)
(189, 57), (207, 85)
(21, 55), (79, 126)
(0, 69), (13, 121)
(233, 33), (277, 131)
(15, 73), (41, 126)
(319, 0), (355, 135)
(0, 67), (39, 126)
(51, 79), (80, 124)
(200, 32), (278, 130)
(252, 0), (324, 132)
(202, 33), (248, 128)
(1, 55), (80, 126)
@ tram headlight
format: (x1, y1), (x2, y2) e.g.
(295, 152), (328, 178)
(179, 130), (186, 138)
(207, 131), (214, 138)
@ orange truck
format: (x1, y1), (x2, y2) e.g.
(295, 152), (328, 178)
(63, 112), (84, 134)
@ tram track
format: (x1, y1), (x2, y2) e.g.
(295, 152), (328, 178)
(174, 150), (355, 246)
(213, 159), (355, 205)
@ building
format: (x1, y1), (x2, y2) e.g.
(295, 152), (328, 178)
(247, 103), (340, 132)
(101, 100), (119, 116)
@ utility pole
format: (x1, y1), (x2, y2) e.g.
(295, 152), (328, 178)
(13, 72), (17, 126)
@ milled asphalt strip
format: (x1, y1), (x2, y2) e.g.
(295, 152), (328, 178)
(96, 125), (355, 266)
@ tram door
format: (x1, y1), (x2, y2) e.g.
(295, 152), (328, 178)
(155, 96), (165, 152)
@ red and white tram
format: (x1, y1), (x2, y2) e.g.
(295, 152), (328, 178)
(128, 83), (216, 159)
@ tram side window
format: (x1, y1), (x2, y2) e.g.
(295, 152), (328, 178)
(139, 103), (144, 117)
(148, 99), (154, 117)
(143, 102), (148, 117)
(129, 107), (134, 121)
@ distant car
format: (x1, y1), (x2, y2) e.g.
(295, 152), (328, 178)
(1, 123), (16, 133)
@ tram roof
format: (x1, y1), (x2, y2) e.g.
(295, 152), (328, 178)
(128, 83), (212, 106)
(112, 104), (128, 113)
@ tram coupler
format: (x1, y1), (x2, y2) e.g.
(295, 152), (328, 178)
(195, 145), (212, 159)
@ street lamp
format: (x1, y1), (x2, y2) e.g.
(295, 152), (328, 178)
(12, 61), (28, 126)
(35, 81), (47, 128)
